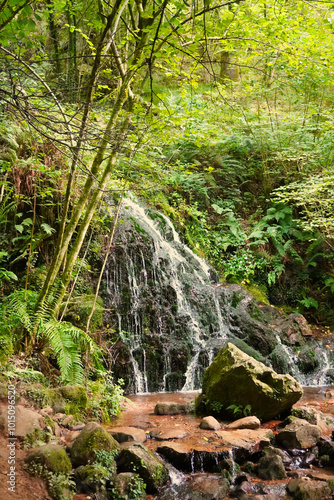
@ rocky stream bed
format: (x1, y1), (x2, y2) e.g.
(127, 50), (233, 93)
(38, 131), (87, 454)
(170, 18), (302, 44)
(2, 386), (334, 500)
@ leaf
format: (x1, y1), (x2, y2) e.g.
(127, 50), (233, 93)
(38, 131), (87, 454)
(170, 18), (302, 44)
(15, 224), (24, 233)
(41, 223), (55, 235)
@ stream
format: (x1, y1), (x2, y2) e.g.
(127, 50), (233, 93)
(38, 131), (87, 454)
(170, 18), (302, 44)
(108, 387), (334, 499)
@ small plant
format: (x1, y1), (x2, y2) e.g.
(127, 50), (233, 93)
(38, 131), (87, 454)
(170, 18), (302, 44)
(23, 428), (52, 449)
(23, 387), (50, 409)
(210, 400), (224, 413)
(24, 462), (74, 499)
(95, 449), (119, 467)
(47, 472), (75, 500)
(226, 404), (252, 418)
(87, 376), (125, 422)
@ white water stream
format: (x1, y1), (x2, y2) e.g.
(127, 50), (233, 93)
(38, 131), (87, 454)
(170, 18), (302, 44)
(105, 196), (333, 393)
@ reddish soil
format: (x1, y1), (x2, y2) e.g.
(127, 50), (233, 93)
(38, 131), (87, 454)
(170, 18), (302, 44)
(0, 434), (51, 500)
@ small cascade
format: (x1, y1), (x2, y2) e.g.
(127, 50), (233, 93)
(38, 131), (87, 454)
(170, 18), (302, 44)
(272, 333), (333, 387)
(105, 196), (230, 393)
(227, 448), (237, 484)
(103, 196), (334, 393)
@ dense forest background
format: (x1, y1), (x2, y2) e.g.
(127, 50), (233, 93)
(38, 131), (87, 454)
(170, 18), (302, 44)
(0, 0), (334, 385)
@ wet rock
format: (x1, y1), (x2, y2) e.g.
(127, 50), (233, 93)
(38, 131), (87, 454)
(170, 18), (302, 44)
(117, 442), (168, 493)
(226, 416), (261, 430)
(156, 473), (230, 500)
(214, 428), (273, 452)
(154, 429), (188, 440)
(257, 448), (287, 480)
(297, 346), (320, 374)
(25, 444), (72, 474)
(317, 439), (334, 465)
(109, 426), (146, 443)
(276, 418), (322, 449)
(197, 343), (303, 421)
(154, 402), (190, 415)
(108, 473), (146, 499)
(199, 416), (221, 430)
(156, 441), (232, 473)
(286, 478), (331, 499)
(70, 422), (120, 467)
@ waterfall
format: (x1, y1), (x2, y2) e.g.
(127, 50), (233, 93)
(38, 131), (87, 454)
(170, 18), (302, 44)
(103, 196), (333, 393)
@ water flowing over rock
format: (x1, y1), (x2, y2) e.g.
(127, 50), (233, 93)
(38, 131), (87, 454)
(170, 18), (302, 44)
(102, 197), (333, 393)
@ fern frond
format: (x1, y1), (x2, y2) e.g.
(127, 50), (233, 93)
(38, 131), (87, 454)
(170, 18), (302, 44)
(42, 319), (83, 384)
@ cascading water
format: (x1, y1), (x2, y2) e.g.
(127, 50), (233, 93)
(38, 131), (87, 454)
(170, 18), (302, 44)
(102, 196), (333, 393)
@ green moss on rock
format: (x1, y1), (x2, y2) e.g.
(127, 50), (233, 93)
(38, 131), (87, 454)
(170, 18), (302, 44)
(117, 443), (169, 493)
(70, 422), (120, 467)
(25, 444), (72, 475)
(197, 343), (303, 421)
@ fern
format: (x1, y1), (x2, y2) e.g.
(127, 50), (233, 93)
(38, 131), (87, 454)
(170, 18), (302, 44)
(2, 290), (98, 383)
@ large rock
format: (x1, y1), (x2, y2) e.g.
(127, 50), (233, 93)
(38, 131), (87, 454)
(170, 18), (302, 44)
(214, 428), (273, 454)
(25, 444), (72, 474)
(225, 416), (260, 430)
(156, 442), (232, 473)
(109, 426), (146, 443)
(287, 478), (331, 499)
(0, 405), (44, 439)
(117, 442), (168, 493)
(197, 343), (303, 421)
(256, 447), (286, 480)
(157, 473), (230, 500)
(154, 402), (192, 415)
(276, 418), (322, 449)
(70, 422), (119, 467)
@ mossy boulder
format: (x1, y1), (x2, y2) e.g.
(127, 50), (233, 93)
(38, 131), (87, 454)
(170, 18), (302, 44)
(59, 385), (88, 408)
(74, 463), (116, 494)
(287, 478), (331, 499)
(276, 418), (322, 449)
(25, 444), (72, 474)
(117, 442), (169, 493)
(257, 447), (286, 480)
(70, 422), (120, 467)
(196, 343), (303, 421)
(48, 385), (88, 414)
(108, 473), (146, 500)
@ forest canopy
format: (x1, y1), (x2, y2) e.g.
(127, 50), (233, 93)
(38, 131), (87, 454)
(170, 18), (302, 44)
(1, 0), (334, 382)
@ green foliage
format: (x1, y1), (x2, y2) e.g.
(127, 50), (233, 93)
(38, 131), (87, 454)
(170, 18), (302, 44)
(1, 290), (99, 384)
(87, 375), (125, 422)
(23, 428), (52, 449)
(25, 462), (74, 500)
(226, 404), (252, 418)
(23, 386), (50, 408)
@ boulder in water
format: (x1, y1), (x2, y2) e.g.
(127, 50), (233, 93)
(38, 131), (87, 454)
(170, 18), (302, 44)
(116, 442), (169, 492)
(276, 418), (322, 449)
(196, 343), (303, 421)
